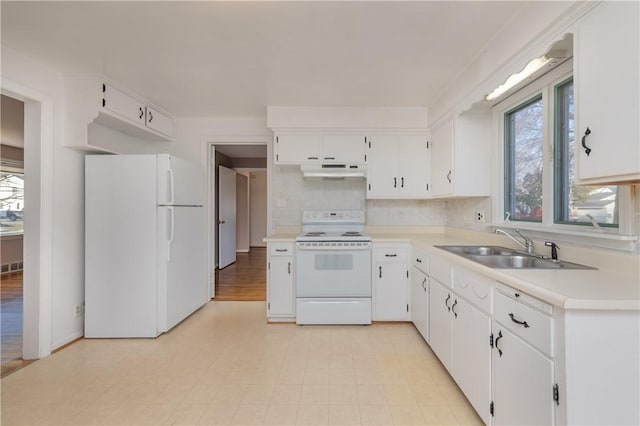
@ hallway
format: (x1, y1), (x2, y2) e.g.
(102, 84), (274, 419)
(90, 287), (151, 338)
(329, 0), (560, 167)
(214, 248), (266, 301)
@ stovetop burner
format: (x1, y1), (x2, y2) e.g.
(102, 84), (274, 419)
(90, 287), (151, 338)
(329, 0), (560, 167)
(342, 232), (362, 236)
(304, 232), (326, 237)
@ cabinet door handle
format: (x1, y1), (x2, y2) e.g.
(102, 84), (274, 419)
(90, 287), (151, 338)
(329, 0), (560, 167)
(401, 177), (404, 188)
(287, 262), (291, 274)
(421, 277), (427, 290)
(581, 127), (592, 156)
(148, 110), (153, 123)
(495, 330), (503, 357)
(445, 294), (451, 311)
(275, 248), (288, 252)
(324, 156), (335, 160)
(451, 299), (458, 318)
(508, 313), (530, 328)
(446, 170), (452, 183)
(139, 107), (144, 120)
(379, 266), (382, 278)
(393, 177), (397, 188)
(307, 156), (319, 160)
(385, 254), (397, 257)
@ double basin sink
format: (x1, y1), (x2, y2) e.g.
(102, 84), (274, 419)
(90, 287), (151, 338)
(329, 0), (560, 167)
(436, 245), (595, 270)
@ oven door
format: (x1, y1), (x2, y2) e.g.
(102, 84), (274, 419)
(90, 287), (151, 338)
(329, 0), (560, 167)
(295, 243), (371, 297)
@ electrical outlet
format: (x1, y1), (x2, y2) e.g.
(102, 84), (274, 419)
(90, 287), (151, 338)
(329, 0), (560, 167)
(475, 210), (486, 223)
(73, 305), (82, 318)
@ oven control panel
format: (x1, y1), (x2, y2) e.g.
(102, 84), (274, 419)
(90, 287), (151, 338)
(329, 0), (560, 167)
(297, 241), (371, 249)
(302, 210), (365, 224)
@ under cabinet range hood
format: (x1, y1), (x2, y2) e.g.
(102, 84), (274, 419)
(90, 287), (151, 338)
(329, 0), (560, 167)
(301, 164), (366, 179)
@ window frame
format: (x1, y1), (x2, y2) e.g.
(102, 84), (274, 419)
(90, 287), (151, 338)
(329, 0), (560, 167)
(492, 60), (632, 247)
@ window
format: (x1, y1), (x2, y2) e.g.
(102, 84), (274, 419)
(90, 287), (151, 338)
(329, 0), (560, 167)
(505, 96), (544, 222)
(554, 79), (618, 226)
(501, 64), (618, 229)
(0, 171), (24, 234)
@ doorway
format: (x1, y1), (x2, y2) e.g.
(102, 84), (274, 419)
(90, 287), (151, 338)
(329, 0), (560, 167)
(209, 142), (269, 301)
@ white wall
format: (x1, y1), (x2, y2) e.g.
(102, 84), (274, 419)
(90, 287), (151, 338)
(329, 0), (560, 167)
(249, 171), (267, 247)
(2, 46), (85, 349)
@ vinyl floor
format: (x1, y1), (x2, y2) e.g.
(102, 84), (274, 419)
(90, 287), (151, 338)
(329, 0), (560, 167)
(1, 301), (482, 425)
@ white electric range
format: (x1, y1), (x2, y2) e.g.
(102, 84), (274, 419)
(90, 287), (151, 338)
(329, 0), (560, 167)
(295, 210), (372, 325)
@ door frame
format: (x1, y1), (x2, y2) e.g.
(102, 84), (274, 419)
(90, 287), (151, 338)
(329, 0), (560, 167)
(1, 79), (55, 359)
(203, 138), (272, 299)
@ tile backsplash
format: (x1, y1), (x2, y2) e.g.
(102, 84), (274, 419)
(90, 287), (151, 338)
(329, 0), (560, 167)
(272, 166), (448, 227)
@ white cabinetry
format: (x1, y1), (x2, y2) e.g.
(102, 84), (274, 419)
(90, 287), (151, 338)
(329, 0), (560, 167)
(575, 1), (640, 184)
(65, 75), (174, 152)
(366, 134), (430, 199)
(274, 133), (366, 165)
(410, 248), (429, 340)
(430, 111), (491, 197)
(373, 244), (410, 321)
(429, 278), (453, 370)
(267, 243), (295, 320)
(491, 287), (555, 425)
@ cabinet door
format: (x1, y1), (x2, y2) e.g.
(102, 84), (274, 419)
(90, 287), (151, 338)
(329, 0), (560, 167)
(366, 135), (399, 198)
(145, 106), (173, 137)
(492, 325), (554, 426)
(268, 256), (294, 316)
(397, 135), (431, 197)
(275, 134), (322, 164)
(429, 279), (452, 370)
(410, 267), (429, 341)
(323, 135), (366, 164)
(576, 1), (640, 183)
(102, 83), (146, 126)
(430, 119), (454, 197)
(374, 261), (409, 321)
(451, 297), (491, 424)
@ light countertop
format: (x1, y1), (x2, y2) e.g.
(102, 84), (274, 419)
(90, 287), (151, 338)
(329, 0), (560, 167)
(264, 229), (640, 311)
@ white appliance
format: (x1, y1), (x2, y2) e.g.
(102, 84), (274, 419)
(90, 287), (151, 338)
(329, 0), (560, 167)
(85, 154), (208, 338)
(300, 164), (366, 178)
(295, 210), (372, 325)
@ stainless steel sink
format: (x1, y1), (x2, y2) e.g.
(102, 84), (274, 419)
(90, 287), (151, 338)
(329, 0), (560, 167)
(436, 245), (517, 256)
(436, 245), (596, 270)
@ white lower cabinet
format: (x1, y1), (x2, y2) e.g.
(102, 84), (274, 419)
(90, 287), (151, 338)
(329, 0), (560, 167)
(429, 278), (452, 370)
(373, 244), (410, 321)
(267, 243), (295, 320)
(410, 265), (429, 340)
(451, 297), (491, 424)
(491, 325), (555, 425)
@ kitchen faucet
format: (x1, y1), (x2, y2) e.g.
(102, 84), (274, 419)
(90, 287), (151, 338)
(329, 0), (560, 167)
(494, 228), (535, 255)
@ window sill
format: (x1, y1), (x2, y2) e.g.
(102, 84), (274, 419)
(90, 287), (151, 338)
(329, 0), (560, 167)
(493, 222), (638, 252)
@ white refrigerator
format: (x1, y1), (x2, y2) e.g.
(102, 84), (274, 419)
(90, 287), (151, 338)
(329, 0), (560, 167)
(85, 154), (208, 337)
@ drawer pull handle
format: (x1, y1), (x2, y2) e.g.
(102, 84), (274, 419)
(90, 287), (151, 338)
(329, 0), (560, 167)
(495, 330), (503, 357)
(509, 313), (530, 328)
(445, 294), (451, 311)
(451, 299), (458, 318)
(275, 249), (288, 252)
(385, 254), (397, 257)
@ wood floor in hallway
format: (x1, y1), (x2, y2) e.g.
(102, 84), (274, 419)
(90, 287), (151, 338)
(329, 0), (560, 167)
(1, 271), (32, 378)
(214, 247), (266, 301)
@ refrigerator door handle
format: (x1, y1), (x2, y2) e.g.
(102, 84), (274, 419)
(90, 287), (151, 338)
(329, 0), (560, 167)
(167, 207), (175, 261)
(167, 168), (175, 205)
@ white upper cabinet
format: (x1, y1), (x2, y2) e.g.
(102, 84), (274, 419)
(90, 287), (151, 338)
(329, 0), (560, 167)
(430, 111), (491, 198)
(274, 133), (366, 165)
(575, 1), (640, 184)
(65, 75), (174, 152)
(274, 134), (322, 164)
(366, 134), (430, 199)
(322, 134), (366, 164)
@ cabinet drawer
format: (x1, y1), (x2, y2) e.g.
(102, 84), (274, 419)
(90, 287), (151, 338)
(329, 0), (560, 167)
(269, 243), (294, 256)
(494, 291), (553, 357)
(429, 253), (452, 288)
(412, 247), (429, 273)
(375, 247), (409, 262)
(453, 266), (493, 314)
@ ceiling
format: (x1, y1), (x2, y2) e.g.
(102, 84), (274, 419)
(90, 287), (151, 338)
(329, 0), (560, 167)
(1, 1), (526, 118)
